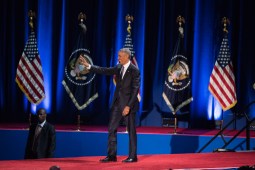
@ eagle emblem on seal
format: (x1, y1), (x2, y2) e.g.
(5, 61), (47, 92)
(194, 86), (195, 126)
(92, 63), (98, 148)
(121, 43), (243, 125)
(167, 58), (189, 86)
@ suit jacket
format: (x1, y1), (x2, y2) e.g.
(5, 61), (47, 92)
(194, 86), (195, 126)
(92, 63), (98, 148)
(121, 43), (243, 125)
(90, 63), (140, 111)
(25, 121), (56, 159)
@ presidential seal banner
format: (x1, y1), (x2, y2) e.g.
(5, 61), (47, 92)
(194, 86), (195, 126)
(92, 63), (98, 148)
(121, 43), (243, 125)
(62, 49), (98, 110)
(162, 16), (192, 114)
(62, 13), (98, 110)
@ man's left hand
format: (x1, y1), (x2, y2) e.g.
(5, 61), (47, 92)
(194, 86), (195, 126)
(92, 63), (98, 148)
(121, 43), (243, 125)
(122, 106), (130, 116)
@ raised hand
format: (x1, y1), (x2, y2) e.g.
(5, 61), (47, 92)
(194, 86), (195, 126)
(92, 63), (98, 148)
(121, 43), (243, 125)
(79, 55), (89, 67)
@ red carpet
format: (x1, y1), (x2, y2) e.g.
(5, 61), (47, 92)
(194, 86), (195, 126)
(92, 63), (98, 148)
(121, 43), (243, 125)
(0, 152), (254, 170)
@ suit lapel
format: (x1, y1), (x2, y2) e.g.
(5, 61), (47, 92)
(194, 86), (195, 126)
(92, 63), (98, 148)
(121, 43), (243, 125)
(122, 64), (132, 81)
(40, 122), (48, 135)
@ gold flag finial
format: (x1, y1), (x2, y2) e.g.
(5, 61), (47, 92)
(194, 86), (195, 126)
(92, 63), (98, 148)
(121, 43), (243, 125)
(176, 15), (185, 27)
(176, 15), (185, 37)
(28, 10), (36, 31)
(78, 12), (87, 33)
(125, 14), (134, 35)
(78, 12), (86, 24)
(222, 17), (230, 34)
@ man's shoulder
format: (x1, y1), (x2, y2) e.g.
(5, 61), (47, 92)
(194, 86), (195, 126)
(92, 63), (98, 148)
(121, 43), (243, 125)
(44, 122), (55, 129)
(129, 63), (140, 73)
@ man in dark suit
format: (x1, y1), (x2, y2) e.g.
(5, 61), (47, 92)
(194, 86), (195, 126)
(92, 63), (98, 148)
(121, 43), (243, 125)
(79, 48), (140, 163)
(24, 108), (56, 159)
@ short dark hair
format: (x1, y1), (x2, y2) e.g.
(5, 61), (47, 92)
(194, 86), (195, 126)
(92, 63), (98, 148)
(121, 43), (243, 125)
(119, 48), (131, 58)
(36, 108), (46, 115)
(49, 165), (60, 170)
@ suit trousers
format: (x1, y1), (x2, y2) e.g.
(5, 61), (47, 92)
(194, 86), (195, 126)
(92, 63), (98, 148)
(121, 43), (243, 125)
(107, 101), (137, 158)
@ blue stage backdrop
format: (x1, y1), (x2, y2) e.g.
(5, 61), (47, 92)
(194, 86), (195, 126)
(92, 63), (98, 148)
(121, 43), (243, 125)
(1, 0), (255, 128)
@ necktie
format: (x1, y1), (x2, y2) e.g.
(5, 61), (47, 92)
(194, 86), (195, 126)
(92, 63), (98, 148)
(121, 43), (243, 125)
(120, 66), (124, 79)
(35, 125), (42, 137)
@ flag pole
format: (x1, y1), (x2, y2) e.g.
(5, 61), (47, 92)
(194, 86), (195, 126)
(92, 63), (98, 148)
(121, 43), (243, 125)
(171, 16), (185, 134)
(222, 17), (230, 34)
(220, 17), (230, 132)
(123, 14), (134, 133)
(28, 10), (35, 31)
(75, 13), (86, 132)
(173, 112), (177, 134)
(29, 112), (32, 126)
(76, 114), (81, 131)
(24, 112), (32, 130)
(176, 15), (185, 38)
(26, 10), (36, 130)
(126, 14), (133, 35)
(78, 12), (86, 25)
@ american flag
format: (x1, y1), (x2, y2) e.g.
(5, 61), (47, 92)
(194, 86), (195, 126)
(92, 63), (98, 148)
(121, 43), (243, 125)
(15, 31), (45, 104)
(208, 35), (237, 111)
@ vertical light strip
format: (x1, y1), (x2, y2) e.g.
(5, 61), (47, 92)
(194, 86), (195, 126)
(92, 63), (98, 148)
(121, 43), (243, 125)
(192, 0), (216, 122)
(37, 0), (53, 112)
(135, 0), (146, 117)
(108, 1), (124, 106)
(56, 0), (66, 112)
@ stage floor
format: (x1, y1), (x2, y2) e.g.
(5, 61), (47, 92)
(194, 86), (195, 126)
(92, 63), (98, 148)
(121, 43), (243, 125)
(0, 152), (255, 170)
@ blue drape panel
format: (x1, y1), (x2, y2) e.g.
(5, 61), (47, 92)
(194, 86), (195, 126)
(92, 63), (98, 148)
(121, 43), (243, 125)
(1, 0), (255, 128)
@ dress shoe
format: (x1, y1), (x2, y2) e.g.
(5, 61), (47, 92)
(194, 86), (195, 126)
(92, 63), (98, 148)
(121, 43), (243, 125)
(99, 156), (117, 162)
(122, 157), (138, 163)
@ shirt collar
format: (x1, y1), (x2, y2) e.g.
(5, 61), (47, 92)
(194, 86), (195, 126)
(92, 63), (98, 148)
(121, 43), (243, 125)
(123, 60), (131, 69)
(38, 120), (46, 127)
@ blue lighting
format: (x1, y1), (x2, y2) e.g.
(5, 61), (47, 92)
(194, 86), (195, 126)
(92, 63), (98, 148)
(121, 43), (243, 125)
(207, 95), (222, 120)
(133, 0), (146, 115)
(207, 95), (213, 119)
(56, 1), (66, 112)
(214, 99), (222, 120)
(37, 0), (53, 113)
(108, 1), (125, 106)
(31, 104), (37, 114)
(192, 0), (217, 121)
(134, 0), (146, 116)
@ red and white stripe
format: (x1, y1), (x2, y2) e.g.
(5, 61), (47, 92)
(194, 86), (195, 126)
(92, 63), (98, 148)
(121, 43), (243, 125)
(209, 61), (237, 111)
(16, 52), (45, 104)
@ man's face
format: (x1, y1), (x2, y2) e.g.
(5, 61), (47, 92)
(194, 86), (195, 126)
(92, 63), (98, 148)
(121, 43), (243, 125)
(118, 51), (129, 65)
(37, 109), (46, 123)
